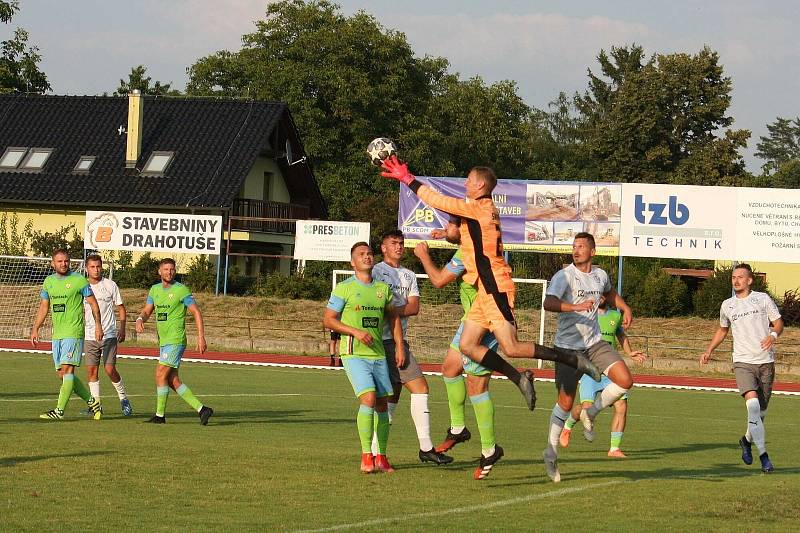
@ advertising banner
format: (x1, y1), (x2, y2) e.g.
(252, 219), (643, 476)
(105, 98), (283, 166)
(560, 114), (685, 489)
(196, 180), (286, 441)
(734, 188), (800, 262)
(399, 177), (621, 256)
(293, 220), (371, 262)
(85, 211), (222, 254)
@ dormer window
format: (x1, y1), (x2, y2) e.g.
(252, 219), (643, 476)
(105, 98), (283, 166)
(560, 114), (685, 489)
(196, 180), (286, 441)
(21, 148), (53, 170)
(142, 151), (174, 175)
(74, 156), (96, 172)
(0, 147), (28, 169)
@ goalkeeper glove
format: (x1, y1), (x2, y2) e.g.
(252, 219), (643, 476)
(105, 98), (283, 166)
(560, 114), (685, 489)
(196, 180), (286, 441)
(380, 155), (415, 185)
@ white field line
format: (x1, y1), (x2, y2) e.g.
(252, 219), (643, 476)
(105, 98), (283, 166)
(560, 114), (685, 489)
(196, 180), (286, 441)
(3, 348), (799, 397)
(293, 468), (774, 533)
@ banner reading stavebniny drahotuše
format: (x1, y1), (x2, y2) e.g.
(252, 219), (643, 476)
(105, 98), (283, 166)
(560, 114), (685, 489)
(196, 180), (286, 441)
(84, 211), (222, 254)
(398, 178), (800, 262)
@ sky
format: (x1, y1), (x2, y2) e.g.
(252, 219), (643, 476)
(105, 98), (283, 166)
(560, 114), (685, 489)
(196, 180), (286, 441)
(5, 0), (800, 172)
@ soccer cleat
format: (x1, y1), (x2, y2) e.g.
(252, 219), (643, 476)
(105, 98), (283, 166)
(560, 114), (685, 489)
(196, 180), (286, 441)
(542, 449), (561, 483)
(120, 398), (133, 417)
(330, 357), (337, 367)
(145, 415), (166, 424)
(607, 449), (626, 458)
(473, 445), (504, 480)
(39, 409), (64, 420)
(360, 452), (375, 474)
(759, 452), (774, 473)
(419, 448), (454, 465)
(87, 397), (102, 420)
(374, 454), (395, 473)
(579, 409), (595, 442)
(199, 405), (214, 426)
(739, 436), (753, 465)
(559, 427), (572, 448)
(575, 353), (602, 381)
(517, 370), (537, 411)
(436, 427), (472, 453)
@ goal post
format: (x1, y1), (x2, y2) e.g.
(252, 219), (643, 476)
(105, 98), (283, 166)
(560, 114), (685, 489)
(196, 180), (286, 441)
(0, 255), (114, 341)
(332, 269), (548, 364)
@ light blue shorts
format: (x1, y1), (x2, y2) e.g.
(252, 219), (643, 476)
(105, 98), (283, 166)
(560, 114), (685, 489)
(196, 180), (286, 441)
(451, 322), (496, 377)
(52, 338), (84, 369)
(342, 357), (393, 398)
(159, 344), (186, 368)
(578, 373), (628, 403)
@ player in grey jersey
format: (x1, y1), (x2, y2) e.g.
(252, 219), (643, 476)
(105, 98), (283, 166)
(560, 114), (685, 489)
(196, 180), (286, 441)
(700, 263), (782, 473)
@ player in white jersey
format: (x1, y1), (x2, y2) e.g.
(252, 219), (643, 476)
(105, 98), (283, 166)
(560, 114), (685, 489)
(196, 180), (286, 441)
(371, 230), (452, 465)
(82, 255), (132, 416)
(540, 232), (636, 482)
(700, 263), (782, 473)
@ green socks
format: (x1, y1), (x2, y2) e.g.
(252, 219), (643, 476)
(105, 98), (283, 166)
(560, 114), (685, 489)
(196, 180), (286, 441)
(444, 375), (466, 430)
(564, 414), (577, 430)
(375, 411), (390, 454)
(57, 374), (75, 411)
(156, 386), (169, 417)
(610, 431), (624, 451)
(71, 375), (92, 402)
(470, 392), (496, 453)
(357, 405), (374, 453)
(176, 384), (203, 412)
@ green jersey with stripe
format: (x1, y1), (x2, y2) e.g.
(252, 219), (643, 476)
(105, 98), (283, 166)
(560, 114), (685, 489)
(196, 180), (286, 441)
(446, 249), (478, 319)
(326, 276), (395, 359)
(147, 282), (194, 346)
(598, 309), (623, 348)
(41, 272), (91, 339)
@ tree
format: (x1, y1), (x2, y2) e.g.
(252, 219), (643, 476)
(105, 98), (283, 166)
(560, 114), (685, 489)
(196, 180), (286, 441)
(755, 116), (800, 175)
(0, 1), (50, 94)
(575, 45), (748, 185)
(114, 65), (180, 96)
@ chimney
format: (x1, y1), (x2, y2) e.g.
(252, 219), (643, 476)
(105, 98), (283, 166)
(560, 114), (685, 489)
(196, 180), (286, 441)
(125, 90), (143, 168)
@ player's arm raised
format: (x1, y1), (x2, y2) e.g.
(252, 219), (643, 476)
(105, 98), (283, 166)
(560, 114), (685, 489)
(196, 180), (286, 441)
(30, 298), (49, 347)
(187, 303), (207, 354)
(322, 308), (372, 346)
(414, 242), (459, 289)
(700, 326), (729, 364)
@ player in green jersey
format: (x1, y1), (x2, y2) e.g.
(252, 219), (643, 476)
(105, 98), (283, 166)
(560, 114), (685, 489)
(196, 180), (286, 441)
(559, 296), (646, 457)
(31, 249), (104, 420)
(135, 258), (213, 425)
(323, 242), (405, 473)
(414, 222), (503, 479)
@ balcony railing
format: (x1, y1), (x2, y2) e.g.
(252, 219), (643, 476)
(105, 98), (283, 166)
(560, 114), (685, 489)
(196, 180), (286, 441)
(231, 199), (310, 233)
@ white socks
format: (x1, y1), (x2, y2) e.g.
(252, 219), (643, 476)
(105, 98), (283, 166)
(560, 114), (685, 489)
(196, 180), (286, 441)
(387, 401), (397, 424)
(547, 404), (570, 457)
(89, 380), (100, 400)
(746, 398), (766, 454)
(112, 379), (127, 400)
(410, 393), (433, 451)
(586, 382), (628, 419)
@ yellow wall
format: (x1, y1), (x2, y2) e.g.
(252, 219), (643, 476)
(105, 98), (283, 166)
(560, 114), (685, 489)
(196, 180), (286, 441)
(240, 157), (290, 203)
(716, 260), (800, 297)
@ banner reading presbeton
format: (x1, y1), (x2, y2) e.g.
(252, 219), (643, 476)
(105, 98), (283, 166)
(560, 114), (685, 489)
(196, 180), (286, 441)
(84, 211), (222, 254)
(293, 220), (370, 262)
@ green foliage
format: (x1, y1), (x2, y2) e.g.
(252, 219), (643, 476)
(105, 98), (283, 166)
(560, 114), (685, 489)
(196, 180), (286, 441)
(248, 271), (330, 300)
(114, 65), (181, 96)
(183, 255), (216, 292)
(575, 45), (748, 184)
(628, 265), (691, 317)
(779, 289), (800, 327)
(755, 116), (800, 175)
(0, 1), (49, 94)
(692, 266), (771, 319)
(114, 252), (159, 289)
(0, 212), (32, 255)
(29, 223), (83, 258)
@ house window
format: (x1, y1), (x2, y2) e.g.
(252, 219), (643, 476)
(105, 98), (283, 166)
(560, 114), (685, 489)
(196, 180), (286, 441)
(74, 156), (96, 172)
(20, 148), (53, 170)
(0, 147), (28, 169)
(142, 151), (174, 175)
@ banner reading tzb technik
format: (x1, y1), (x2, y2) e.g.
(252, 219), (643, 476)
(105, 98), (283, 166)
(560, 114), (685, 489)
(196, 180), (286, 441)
(399, 177), (622, 255)
(84, 211), (222, 254)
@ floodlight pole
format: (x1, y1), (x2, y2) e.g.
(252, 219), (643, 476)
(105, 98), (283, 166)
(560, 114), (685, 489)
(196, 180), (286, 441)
(223, 217), (232, 295)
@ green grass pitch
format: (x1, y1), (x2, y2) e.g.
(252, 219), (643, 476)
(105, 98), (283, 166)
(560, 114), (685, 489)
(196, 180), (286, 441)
(2, 351), (799, 531)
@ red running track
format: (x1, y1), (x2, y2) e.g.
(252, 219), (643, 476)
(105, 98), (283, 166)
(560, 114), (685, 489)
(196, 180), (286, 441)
(5, 339), (799, 393)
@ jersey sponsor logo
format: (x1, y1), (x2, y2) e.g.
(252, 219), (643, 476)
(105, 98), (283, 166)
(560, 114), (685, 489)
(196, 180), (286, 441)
(53, 304), (66, 313)
(157, 312), (167, 321)
(168, 293), (175, 299)
(65, 283), (72, 289)
(362, 317), (379, 328)
(354, 305), (383, 311)
(376, 289), (384, 299)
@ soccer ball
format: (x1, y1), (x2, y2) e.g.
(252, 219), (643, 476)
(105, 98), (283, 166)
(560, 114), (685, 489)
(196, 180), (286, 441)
(366, 137), (398, 166)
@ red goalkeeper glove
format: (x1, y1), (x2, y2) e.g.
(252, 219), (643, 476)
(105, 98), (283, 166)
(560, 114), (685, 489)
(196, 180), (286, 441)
(380, 155), (415, 186)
